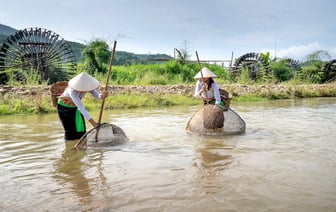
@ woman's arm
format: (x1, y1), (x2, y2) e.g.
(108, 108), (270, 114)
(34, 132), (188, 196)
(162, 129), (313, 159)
(194, 80), (203, 98)
(212, 82), (221, 104)
(69, 91), (92, 120)
(90, 89), (108, 100)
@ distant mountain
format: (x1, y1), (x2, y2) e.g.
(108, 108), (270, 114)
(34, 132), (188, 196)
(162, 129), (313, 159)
(0, 23), (17, 35)
(0, 34), (8, 44)
(0, 23), (173, 64)
(66, 40), (86, 61)
(0, 24), (17, 44)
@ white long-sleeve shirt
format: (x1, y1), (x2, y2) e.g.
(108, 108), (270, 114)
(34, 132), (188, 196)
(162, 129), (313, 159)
(194, 80), (221, 104)
(62, 87), (102, 120)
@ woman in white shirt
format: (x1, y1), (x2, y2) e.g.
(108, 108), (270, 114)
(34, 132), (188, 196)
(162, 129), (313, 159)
(57, 72), (107, 140)
(194, 67), (224, 109)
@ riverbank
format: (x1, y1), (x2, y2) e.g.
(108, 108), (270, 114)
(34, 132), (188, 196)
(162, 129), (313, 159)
(1, 83), (336, 97)
(109, 83), (336, 98)
(0, 83), (336, 115)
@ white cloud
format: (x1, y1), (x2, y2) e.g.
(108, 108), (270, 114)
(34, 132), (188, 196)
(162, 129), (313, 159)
(261, 42), (336, 61)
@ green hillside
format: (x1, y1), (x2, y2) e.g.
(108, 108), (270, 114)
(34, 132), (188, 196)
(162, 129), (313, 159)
(0, 23), (17, 35)
(0, 34), (7, 44)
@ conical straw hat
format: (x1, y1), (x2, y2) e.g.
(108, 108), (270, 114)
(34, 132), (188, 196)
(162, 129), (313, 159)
(68, 72), (99, 91)
(194, 67), (217, 79)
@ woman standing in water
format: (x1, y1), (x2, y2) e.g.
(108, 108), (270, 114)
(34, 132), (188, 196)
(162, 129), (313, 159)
(194, 67), (225, 109)
(57, 72), (108, 140)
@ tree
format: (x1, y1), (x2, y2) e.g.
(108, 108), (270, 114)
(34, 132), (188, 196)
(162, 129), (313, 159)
(270, 59), (292, 82)
(301, 50), (332, 83)
(175, 40), (192, 64)
(81, 39), (110, 74)
(305, 50), (331, 62)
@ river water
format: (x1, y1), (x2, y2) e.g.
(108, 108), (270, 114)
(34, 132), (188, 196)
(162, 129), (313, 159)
(0, 98), (335, 211)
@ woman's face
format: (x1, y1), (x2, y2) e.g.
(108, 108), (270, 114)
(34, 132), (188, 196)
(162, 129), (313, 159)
(202, 78), (209, 84)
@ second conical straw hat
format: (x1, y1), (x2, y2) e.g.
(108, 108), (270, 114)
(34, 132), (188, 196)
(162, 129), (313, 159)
(194, 67), (217, 79)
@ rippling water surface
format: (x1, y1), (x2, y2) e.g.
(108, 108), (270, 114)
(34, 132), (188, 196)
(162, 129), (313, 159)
(1, 98), (336, 211)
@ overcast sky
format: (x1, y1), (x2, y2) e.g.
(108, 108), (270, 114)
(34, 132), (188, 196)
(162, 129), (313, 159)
(1, 0), (335, 62)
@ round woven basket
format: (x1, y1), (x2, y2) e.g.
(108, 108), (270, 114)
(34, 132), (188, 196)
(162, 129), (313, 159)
(203, 104), (224, 129)
(49, 81), (68, 107)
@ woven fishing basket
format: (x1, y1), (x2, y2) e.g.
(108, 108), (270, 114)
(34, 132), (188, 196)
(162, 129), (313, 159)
(219, 88), (232, 111)
(49, 81), (68, 107)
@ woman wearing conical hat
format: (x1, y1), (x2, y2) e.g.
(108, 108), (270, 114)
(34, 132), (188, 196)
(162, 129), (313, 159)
(194, 67), (224, 109)
(57, 72), (108, 140)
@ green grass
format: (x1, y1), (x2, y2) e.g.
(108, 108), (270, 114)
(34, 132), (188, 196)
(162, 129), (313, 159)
(0, 93), (201, 115)
(232, 95), (268, 102)
(83, 93), (200, 109)
(0, 94), (55, 115)
(1, 82), (336, 115)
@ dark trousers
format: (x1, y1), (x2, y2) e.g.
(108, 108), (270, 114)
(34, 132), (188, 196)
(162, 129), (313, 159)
(57, 104), (86, 140)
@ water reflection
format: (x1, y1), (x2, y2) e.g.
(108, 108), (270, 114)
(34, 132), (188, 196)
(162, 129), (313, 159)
(196, 139), (234, 170)
(52, 141), (92, 205)
(192, 137), (236, 196)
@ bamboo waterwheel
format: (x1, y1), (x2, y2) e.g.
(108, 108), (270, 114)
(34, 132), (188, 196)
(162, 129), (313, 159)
(0, 27), (76, 84)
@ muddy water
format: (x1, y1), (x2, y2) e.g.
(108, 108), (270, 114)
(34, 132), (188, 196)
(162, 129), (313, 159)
(0, 98), (335, 211)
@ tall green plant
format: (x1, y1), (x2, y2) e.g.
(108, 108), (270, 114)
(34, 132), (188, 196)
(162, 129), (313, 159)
(236, 67), (254, 84)
(300, 66), (323, 83)
(81, 39), (110, 74)
(270, 59), (292, 82)
(300, 50), (331, 83)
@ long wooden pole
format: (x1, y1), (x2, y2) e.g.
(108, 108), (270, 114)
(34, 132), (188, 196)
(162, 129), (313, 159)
(93, 40), (117, 143)
(73, 41), (118, 149)
(97, 40), (117, 124)
(73, 41), (117, 149)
